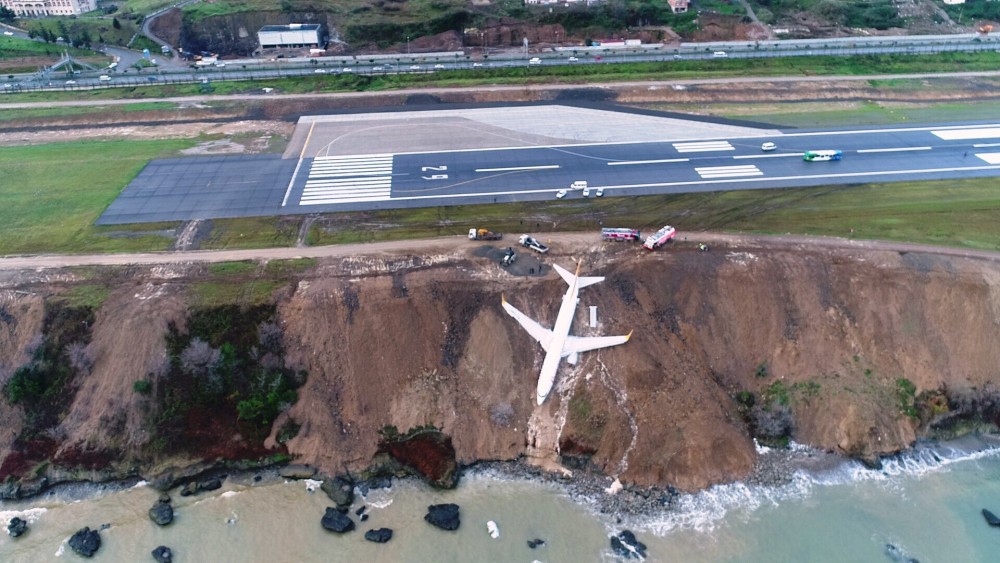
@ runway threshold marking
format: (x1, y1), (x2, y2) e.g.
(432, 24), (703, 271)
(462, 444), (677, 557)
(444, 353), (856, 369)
(607, 158), (690, 166)
(282, 121), (316, 207)
(976, 152), (1000, 164)
(474, 165), (560, 172)
(298, 153), (394, 206)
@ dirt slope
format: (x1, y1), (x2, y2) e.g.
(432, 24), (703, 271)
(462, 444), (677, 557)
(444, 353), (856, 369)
(1, 236), (999, 492)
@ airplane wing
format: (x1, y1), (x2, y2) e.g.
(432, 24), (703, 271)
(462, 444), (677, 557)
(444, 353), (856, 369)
(501, 296), (553, 349)
(561, 332), (632, 356)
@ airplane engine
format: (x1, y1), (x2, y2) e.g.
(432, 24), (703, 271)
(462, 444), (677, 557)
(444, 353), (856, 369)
(567, 352), (579, 365)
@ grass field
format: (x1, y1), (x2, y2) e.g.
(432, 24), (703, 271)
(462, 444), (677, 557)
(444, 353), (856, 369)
(0, 102), (178, 122)
(306, 179), (1000, 251)
(0, 140), (195, 255)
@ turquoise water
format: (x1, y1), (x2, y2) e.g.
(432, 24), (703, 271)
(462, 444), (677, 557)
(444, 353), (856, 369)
(2, 439), (1000, 562)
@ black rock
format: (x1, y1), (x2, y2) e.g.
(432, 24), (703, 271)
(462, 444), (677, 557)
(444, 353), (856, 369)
(527, 538), (546, 549)
(368, 475), (393, 490)
(360, 513), (369, 522)
(149, 500), (174, 526)
(320, 507), (355, 533)
(179, 482), (198, 497)
(253, 474), (262, 482)
(69, 527), (102, 558)
(984, 509), (1000, 527)
(355, 505), (367, 516)
(364, 528), (393, 543)
(321, 476), (355, 510)
(424, 503), (460, 531)
(610, 530), (647, 559)
(199, 477), (222, 492)
(7, 516), (27, 538)
(151, 545), (173, 563)
(158, 493), (171, 504)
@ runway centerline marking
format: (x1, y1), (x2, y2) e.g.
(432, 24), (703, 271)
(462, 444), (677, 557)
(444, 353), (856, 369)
(857, 146), (931, 153)
(607, 158), (690, 166)
(733, 153), (804, 160)
(475, 165), (560, 173)
(973, 143), (1000, 148)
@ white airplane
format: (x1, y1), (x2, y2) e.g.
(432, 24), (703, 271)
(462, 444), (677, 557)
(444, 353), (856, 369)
(502, 263), (632, 405)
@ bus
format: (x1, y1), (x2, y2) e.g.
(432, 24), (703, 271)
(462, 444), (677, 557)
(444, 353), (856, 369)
(601, 228), (641, 241)
(803, 150), (842, 162)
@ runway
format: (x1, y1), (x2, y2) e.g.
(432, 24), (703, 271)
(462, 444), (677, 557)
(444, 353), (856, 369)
(96, 105), (1000, 225)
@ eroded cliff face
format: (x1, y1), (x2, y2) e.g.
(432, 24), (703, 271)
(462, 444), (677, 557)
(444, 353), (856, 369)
(1, 239), (999, 493)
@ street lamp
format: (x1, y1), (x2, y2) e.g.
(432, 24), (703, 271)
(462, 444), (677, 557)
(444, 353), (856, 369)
(406, 35), (410, 55)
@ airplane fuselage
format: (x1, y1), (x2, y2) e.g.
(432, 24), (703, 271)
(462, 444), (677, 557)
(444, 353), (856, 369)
(536, 281), (580, 404)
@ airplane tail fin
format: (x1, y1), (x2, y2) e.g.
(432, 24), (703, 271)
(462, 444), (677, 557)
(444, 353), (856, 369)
(554, 262), (604, 289)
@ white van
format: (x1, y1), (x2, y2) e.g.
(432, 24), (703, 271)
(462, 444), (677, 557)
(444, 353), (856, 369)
(529, 57), (541, 65)
(570, 180), (587, 191)
(713, 51), (727, 57)
(98, 75), (111, 81)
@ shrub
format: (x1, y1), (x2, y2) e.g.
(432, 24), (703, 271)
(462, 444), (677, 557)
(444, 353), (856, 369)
(751, 402), (794, 443)
(755, 361), (770, 378)
(133, 380), (152, 394)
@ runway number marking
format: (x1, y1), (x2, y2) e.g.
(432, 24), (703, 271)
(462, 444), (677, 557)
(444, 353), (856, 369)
(421, 165), (449, 180)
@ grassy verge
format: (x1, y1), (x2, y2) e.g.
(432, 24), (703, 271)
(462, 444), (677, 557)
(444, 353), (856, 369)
(0, 102), (178, 122)
(0, 140), (195, 255)
(307, 178), (1000, 251)
(199, 217), (302, 250)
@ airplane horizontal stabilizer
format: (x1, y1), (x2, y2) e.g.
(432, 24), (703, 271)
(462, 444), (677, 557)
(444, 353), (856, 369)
(553, 263), (604, 289)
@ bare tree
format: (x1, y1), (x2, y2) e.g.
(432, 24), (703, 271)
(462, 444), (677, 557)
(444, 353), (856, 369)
(66, 341), (94, 374)
(258, 321), (284, 355)
(181, 338), (220, 375)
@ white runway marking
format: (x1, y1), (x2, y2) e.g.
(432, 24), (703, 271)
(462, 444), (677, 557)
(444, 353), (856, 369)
(976, 152), (1000, 164)
(673, 140), (734, 153)
(932, 127), (1000, 140)
(695, 165), (763, 179)
(607, 158), (689, 166)
(973, 143), (1000, 148)
(298, 154), (394, 206)
(475, 165), (560, 172)
(857, 146), (931, 153)
(733, 153), (804, 160)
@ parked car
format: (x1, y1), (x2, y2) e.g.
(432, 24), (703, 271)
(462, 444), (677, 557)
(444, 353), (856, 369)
(409, 65), (420, 70)
(472, 63), (483, 68)
(568, 56), (578, 62)
(434, 64), (445, 69)
(3, 31), (14, 36)
(314, 69), (326, 73)
(582, 186), (591, 197)
(761, 142), (777, 152)
(595, 187), (604, 197)
(556, 189), (568, 199)
(372, 66), (384, 71)
(65, 80), (77, 85)
(341, 68), (354, 73)
(529, 57), (542, 65)
(713, 51), (727, 57)
(98, 75), (111, 81)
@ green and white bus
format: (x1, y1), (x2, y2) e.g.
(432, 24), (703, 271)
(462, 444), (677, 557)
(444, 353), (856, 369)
(803, 150), (843, 162)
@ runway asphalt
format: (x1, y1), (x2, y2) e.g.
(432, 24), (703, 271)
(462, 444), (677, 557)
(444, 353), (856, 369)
(95, 105), (1000, 225)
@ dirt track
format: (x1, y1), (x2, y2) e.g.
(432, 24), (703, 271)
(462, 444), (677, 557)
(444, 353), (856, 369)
(1, 232), (998, 271)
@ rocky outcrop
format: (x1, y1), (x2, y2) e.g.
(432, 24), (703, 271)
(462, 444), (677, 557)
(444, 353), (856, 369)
(983, 509), (1000, 527)
(320, 508), (355, 533)
(151, 545), (173, 563)
(321, 476), (355, 511)
(69, 527), (101, 558)
(149, 499), (174, 526)
(424, 504), (460, 531)
(610, 530), (647, 559)
(364, 528), (393, 543)
(7, 516), (27, 538)
(372, 428), (458, 489)
(279, 464), (317, 479)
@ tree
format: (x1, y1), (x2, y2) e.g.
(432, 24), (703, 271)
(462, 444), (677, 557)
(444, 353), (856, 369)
(0, 6), (16, 24)
(78, 29), (92, 49)
(112, 17), (121, 30)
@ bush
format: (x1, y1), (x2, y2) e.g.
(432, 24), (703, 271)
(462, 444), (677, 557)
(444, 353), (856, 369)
(133, 380), (152, 394)
(751, 402), (794, 442)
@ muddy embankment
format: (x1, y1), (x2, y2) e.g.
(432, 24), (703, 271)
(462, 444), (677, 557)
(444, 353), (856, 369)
(1, 238), (999, 497)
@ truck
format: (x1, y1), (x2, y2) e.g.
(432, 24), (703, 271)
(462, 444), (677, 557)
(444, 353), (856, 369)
(643, 225), (677, 250)
(501, 247), (517, 267)
(601, 228), (641, 242)
(518, 234), (549, 254)
(469, 228), (503, 241)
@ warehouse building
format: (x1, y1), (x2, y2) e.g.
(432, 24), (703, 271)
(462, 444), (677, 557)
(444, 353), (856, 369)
(257, 23), (324, 49)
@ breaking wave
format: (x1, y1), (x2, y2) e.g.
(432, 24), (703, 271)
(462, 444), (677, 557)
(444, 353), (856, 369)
(639, 438), (1000, 536)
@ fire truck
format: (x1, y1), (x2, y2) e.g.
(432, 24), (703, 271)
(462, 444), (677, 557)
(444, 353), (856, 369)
(601, 228), (641, 242)
(643, 226), (676, 250)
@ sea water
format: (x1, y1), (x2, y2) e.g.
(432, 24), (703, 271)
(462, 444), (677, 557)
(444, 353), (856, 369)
(3, 438), (1000, 562)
